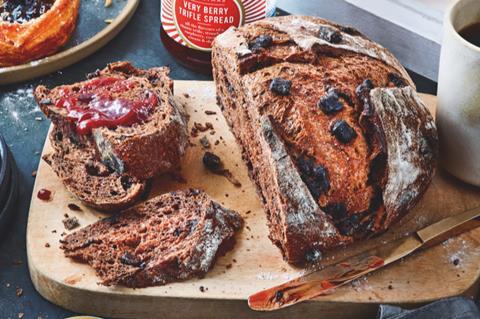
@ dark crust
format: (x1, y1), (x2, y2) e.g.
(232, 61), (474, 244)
(34, 61), (189, 180)
(212, 15), (438, 265)
(60, 189), (243, 288)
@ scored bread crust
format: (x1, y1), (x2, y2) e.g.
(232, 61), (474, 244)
(43, 125), (147, 212)
(212, 15), (438, 264)
(60, 189), (244, 288)
(35, 61), (189, 181)
(0, 0), (80, 66)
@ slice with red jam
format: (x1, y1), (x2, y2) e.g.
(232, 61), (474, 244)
(54, 76), (159, 135)
(35, 61), (189, 182)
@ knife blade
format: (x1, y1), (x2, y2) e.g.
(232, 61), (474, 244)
(248, 207), (480, 311)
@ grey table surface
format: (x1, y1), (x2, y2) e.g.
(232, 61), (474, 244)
(0, 1), (436, 318)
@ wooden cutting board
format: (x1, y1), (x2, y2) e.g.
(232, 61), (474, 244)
(27, 81), (480, 319)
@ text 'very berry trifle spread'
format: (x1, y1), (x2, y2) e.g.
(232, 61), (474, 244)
(160, 0), (276, 72)
(55, 77), (158, 135)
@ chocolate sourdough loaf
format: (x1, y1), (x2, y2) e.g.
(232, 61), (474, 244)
(212, 16), (438, 264)
(61, 189), (243, 287)
(36, 61), (188, 181)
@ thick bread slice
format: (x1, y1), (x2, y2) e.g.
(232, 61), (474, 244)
(60, 189), (243, 288)
(35, 61), (188, 180)
(212, 16), (438, 264)
(43, 126), (146, 212)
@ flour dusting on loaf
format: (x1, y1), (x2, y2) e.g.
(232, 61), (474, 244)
(259, 116), (343, 261)
(263, 17), (413, 86)
(370, 87), (437, 220)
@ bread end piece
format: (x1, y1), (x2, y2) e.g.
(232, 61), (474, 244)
(60, 189), (243, 287)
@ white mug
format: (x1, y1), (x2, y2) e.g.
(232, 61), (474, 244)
(437, 0), (480, 186)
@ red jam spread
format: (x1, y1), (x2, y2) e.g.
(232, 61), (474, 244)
(55, 77), (158, 135)
(37, 188), (52, 201)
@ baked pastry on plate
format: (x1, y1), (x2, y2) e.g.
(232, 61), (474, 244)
(0, 0), (80, 67)
(212, 15), (438, 265)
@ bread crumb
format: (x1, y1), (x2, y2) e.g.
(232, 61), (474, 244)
(105, 19), (113, 24)
(452, 258), (460, 266)
(67, 203), (82, 211)
(62, 216), (80, 230)
(18, 313), (24, 319)
(15, 288), (23, 297)
(199, 136), (210, 149)
(104, 0), (112, 7)
(193, 122), (214, 132)
(31, 170), (37, 177)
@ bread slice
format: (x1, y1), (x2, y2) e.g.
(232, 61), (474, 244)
(43, 126), (146, 212)
(60, 189), (243, 288)
(35, 61), (188, 180)
(212, 16), (438, 264)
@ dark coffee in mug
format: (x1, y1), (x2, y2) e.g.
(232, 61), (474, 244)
(459, 22), (480, 47)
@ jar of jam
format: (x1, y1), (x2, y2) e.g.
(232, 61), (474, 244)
(160, 0), (277, 73)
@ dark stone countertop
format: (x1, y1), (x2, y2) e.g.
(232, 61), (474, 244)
(0, 1), (436, 318)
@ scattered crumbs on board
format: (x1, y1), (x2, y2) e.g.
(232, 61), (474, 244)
(442, 238), (474, 268)
(351, 275), (373, 292)
(414, 214), (429, 227)
(255, 271), (301, 281)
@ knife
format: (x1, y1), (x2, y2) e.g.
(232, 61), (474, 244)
(248, 207), (480, 311)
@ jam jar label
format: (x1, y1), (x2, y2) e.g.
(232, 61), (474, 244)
(161, 0), (270, 51)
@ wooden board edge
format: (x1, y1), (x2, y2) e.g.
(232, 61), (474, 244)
(28, 258), (479, 319)
(0, 0), (140, 85)
(28, 259), (380, 319)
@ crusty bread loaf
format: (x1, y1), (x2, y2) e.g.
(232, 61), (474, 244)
(212, 16), (438, 265)
(35, 61), (188, 181)
(60, 189), (243, 288)
(43, 126), (146, 212)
